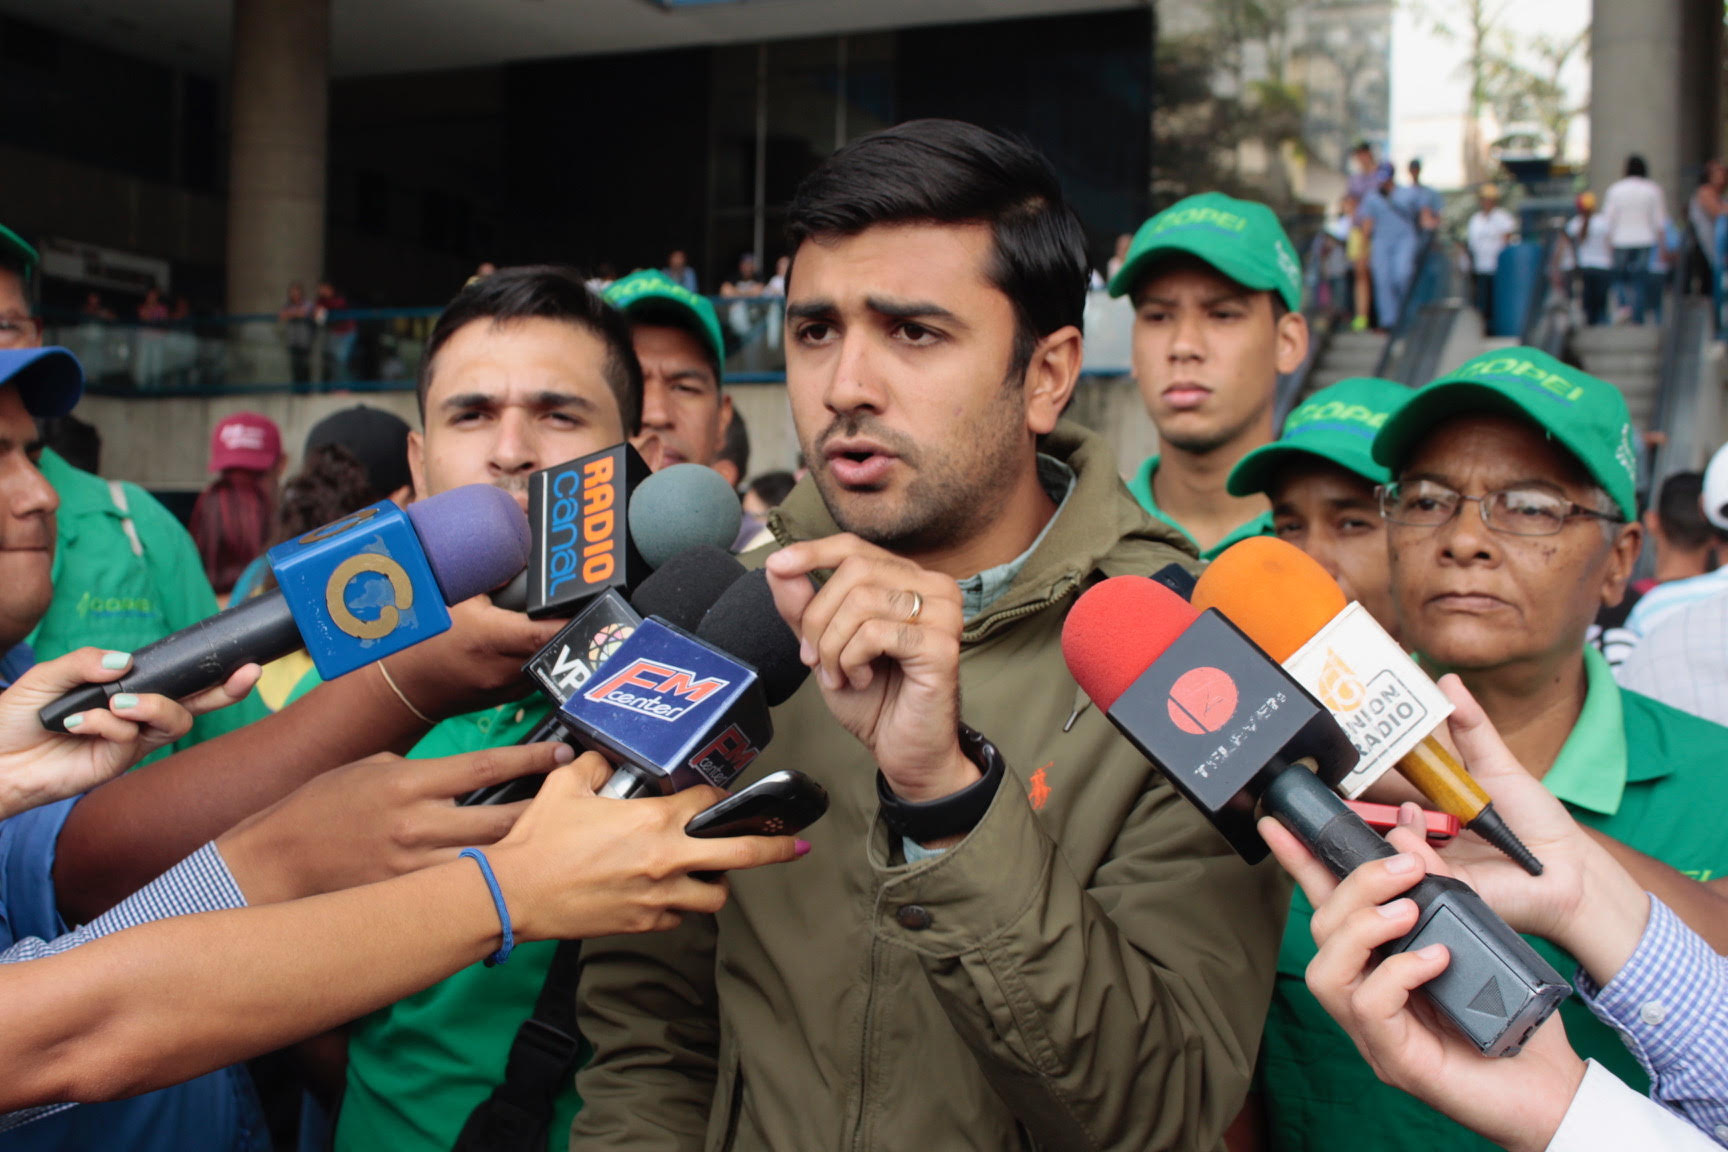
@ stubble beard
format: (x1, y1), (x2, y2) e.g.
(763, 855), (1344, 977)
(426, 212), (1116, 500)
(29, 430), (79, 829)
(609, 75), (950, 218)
(807, 388), (1026, 556)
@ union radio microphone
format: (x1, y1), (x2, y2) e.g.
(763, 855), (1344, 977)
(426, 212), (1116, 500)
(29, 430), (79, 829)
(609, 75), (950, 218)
(1193, 537), (1542, 876)
(1060, 575), (1569, 1057)
(460, 545), (749, 807)
(512, 443), (743, 618)
(40, 485), (529, 732)
(557, 567), (806, 800)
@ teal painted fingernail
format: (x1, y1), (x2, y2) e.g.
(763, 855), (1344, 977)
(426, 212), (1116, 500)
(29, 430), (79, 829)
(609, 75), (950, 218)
(111, 694), (139, 710)
(101, 652), (130, 670)
(63, 713), (84, 730)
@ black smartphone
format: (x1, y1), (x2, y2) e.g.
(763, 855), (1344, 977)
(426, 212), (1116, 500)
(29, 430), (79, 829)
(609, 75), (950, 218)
(685, 770), (830, 838)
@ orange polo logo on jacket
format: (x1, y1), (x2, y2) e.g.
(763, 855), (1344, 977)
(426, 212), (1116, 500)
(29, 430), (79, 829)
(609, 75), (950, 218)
(1028, 763), (1053, 810)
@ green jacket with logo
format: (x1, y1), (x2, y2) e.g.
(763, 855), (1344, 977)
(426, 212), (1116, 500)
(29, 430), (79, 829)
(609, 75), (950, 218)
(30, 448), (268, 762)
(572, 422), (1292, 1152)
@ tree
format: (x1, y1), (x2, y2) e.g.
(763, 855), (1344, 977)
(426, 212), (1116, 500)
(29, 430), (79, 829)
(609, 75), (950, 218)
(1415, 0), (1515, 184)
(1483, 26), (1592, 159)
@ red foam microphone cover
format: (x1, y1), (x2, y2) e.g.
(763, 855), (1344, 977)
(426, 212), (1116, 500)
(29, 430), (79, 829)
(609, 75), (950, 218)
(1061, 576), (1199, 711)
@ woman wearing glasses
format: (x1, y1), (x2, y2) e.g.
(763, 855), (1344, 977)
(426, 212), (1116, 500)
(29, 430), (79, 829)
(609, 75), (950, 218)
(1255, 346), (1728, 1152)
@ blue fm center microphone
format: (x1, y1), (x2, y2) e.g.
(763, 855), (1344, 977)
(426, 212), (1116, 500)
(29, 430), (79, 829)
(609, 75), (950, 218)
(39, 485), (529, 730)
(560, 568), (808, 799)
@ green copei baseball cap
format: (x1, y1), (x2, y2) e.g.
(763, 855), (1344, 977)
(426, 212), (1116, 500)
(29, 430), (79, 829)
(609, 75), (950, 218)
(1228, 377), (1412, 497)
(1107, 192), (1302, 312)
(1371, 346), (1638, 521)
(0, 224), (38, 277)
(603, 270), (726, 378)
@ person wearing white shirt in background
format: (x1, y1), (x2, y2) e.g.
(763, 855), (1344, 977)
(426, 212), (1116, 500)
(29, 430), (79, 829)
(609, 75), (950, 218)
(1465, 184), (1517, 327)
(1263, 677), (1728, 1152)
(1565, 192), (1614, 325)
(1602, 154), (1671, 324)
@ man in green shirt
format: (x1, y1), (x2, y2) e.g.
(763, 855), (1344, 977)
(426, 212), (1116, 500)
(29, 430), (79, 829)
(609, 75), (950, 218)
(1107, 192), (1309, 558)
(330, 266), (645, 1152)
(0, 221), (266, 763)
(1226, 375), (1410, 637)
(1260, 347), (1728, 1151)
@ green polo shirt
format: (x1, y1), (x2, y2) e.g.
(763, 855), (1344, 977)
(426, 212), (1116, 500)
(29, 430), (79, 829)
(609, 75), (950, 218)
(1127, 455), (1272, 561)
(332, 696), (584, 1152)
(1260, 646), (1728, 1151)
(29, 448), (268, 764)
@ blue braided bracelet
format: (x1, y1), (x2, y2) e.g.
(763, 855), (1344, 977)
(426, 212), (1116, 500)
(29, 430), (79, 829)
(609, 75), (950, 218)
(459, 848), (515, 966)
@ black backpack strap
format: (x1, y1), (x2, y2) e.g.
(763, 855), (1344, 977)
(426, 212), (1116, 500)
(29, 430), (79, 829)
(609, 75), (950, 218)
(451, 938), (585, 1152)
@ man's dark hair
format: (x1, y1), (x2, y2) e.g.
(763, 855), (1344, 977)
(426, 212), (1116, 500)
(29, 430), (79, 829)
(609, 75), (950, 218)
(417, 265), (643, 434)
(1352, 140), (1373, 155)
(1654, 471), (1720, 549)
(1626, 154), (1648, 178)
(719, 406), (749, 480)
(784, 118), (1088, 379)
(748, 470), (796, 509)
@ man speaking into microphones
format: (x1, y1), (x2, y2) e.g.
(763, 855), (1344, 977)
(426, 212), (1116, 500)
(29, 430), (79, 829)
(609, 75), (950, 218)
(571, 123), (1285, 1152)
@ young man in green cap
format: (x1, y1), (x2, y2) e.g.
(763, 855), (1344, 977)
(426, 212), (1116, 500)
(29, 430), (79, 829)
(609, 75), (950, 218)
(1226, 376), (1410, 637)
(0, 222), (266, 763)
(1256, 347), (1728, 1152)
(604, 269), (733, 474)
(1107, 192), (1309, 559)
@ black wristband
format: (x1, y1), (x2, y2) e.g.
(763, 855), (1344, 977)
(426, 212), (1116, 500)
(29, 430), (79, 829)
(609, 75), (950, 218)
(876, 724), (1006, 844)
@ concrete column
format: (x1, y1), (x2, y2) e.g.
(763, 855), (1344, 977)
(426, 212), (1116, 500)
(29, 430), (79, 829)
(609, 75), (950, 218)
(1589, 0), (1685, 203)
(225, 0), (329, 316)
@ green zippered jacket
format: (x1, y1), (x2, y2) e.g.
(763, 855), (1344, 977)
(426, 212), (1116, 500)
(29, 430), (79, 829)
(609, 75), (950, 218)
(572, 422), (1291, 1152)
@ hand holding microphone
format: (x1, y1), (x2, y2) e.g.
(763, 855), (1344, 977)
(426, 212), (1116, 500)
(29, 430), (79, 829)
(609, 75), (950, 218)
(40, 484), (530, 732)
(1261, 819), (1588, 1152)
(0, 648), (261, 819)
(1192, 537), (1543, 876)
(1061, 575), (1570, 1057)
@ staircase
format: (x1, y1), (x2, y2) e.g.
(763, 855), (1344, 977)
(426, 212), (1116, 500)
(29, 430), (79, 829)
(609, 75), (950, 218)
(1570, 325), (1664, 430)
(1307, 330), (1388, 391)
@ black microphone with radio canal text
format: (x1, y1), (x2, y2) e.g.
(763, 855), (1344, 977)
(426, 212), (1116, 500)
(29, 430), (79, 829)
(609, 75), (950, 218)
(519, 444), (742, 618)
(1061, 575), (1570, 1058)
(459, 546), (749, 806)
(563, 568), (806, 800)
(40, 485), (529, 732)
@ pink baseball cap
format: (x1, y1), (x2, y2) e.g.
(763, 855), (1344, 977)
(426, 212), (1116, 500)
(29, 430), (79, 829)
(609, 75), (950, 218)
(209, 412), (282, 472)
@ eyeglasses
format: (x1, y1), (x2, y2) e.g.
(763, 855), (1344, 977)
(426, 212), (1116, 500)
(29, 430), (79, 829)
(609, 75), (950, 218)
(1376, 479), (1622, 537)
(0, 315), (41, 349)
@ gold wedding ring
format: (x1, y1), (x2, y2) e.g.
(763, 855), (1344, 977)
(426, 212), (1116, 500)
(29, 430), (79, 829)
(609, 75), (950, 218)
(902, 590), (924, 624)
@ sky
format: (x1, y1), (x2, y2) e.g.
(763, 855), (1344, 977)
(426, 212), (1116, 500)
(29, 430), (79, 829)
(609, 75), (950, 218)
(1391, 0), (1592, 189)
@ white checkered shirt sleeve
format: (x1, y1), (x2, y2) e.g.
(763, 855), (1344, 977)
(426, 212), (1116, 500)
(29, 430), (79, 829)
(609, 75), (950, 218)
(0, 842), (246, 1133)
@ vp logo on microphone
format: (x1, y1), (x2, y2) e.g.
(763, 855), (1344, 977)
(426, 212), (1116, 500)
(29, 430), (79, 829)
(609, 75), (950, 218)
(585, 658), (730, 722)
(268, 500), (451, 680)
(1166, 667), (1238, 735)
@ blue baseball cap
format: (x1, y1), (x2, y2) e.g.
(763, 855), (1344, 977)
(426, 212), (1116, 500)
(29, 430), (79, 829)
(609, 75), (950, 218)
(0, 347), (85, 418)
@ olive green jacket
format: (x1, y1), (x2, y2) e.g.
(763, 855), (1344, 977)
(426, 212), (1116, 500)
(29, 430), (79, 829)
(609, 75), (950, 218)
(572, 423), (1290, 1151)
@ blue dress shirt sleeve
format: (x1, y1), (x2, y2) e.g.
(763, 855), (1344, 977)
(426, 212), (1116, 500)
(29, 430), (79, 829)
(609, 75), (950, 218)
(1576, 896), (1728, 1146)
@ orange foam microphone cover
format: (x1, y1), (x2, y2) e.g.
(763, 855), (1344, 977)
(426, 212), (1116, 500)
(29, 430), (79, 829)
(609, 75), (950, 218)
(1061, 576), (1198, 711)
(1191, 536), (1348, 661)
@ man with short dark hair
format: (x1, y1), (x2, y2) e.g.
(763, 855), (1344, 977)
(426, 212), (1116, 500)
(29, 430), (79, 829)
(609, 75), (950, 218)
(1259, 347), (1728, 1152)
(574, 119), (1287, 1151)
(331, 265), (653, 1152)
(1109, 193), (1309, 558)
(603, 269), (733, 474)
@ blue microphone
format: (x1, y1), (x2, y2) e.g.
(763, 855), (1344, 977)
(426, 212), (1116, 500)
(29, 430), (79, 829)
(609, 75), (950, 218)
(39, 485), (529, 730)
